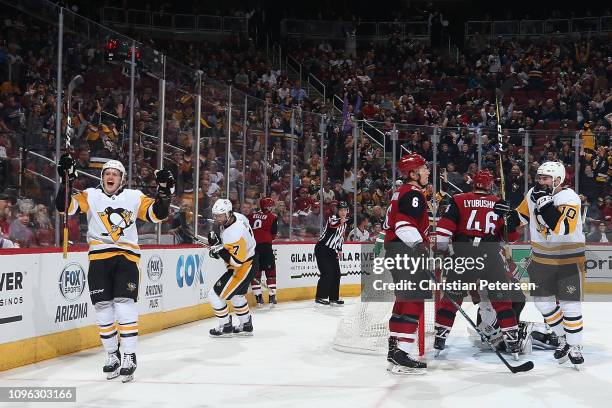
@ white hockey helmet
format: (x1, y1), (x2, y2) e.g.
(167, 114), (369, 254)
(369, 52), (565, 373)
(212, 198), (233, 216)
(536, 161), (565, 189)
(101, 159), (126, 184)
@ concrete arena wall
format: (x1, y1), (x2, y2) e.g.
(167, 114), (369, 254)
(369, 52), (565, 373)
(0, 242), (610, 371)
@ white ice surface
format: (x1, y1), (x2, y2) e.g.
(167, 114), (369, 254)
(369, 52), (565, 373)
(0, 299), (610, 408)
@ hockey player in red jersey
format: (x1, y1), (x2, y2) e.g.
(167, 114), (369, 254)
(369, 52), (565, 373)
(434, 170), (523, 359)
(248, 198), (279, 307)
(384, 153), (431, 375)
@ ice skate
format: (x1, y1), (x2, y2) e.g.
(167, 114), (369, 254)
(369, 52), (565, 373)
(120, 353), (137, 383)
(103, 350), (121, 380)
(387, 349), (427, 375)
(210, 316), (234, 338)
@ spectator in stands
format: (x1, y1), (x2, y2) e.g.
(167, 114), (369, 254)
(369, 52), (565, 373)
(580, 122), (596, 154)
(586, 222), (612, 243)
(303, 201), (321, 235)
(234, 68), (249, 88)
(348, 215), (370, 242)
(592, 146), (609, 189)
(170, 198), (195, 244)
(32, 204), (54, 247)
(0, 135), (11, 191)
(9, 200), (36, 247)
(241, 201), (253, 217)
(291, 81), (307, 102)
(444, 163), (463, 189)
(0, 192), (15, 237)
(603, 196), (612, 221)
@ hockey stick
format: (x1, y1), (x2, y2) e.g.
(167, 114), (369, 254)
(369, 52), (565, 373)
(186, 232), (211, 248)
(424, 266), (534, 373)
(62, 75), (84, 259)
(495, 97), (513, 263)
(440, 168), (465, 194)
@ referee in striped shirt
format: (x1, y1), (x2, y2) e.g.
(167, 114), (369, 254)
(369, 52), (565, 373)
(315, 201), (349, 306)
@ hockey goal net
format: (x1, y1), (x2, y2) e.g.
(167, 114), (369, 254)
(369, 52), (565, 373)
(333, 272), (440, 357)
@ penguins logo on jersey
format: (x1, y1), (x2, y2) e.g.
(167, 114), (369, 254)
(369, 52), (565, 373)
(98, 207), (134, 242)
(534, 208), (550, 237)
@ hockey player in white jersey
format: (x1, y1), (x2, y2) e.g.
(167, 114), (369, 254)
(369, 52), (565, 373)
(500, 161), (585, 369)
(207, 198), (257, 337)
(56, 154), (173, 382)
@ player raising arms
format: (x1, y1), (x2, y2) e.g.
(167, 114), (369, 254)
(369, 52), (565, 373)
(500, 161), (585, 370)
(434, 170), (523, 359)
(248, 198), (279, 308)
(207, 199), (258, 337)
(55, 155), (173, 382)
(384, 153), (431, 375)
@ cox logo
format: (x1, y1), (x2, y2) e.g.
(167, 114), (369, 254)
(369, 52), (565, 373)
(147, 255), (163, 282)
(176, 254), (204, 288)
(58, 262), (86, 301)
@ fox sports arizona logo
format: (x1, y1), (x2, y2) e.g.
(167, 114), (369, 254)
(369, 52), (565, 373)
(58, 262), (87, 301)
(147, 255), (163, 282)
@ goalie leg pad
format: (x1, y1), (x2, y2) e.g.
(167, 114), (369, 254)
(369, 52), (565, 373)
(478, 301), (497, 328)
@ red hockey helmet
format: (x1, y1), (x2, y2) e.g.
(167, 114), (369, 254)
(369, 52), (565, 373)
(260, 197), (274, 212)
(398, 153), (427, 175)
(473, 170), (495, 191)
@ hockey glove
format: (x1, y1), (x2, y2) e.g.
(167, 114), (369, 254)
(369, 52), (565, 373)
(207, 231), (221, 246)
(209, 244), (221, 259)
(155, 169), (175, 198)
(530, 184), (553, 211)
(57, 153), (78, 182)
(209, 244), (231, 263)
(493, 199), (511, 217)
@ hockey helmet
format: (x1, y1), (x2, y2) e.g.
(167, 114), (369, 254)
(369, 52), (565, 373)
(537, 161), (565, 189)
(260, 197), (274, 212)
(101, 159), (126, 183)
(398, 153), (427, 175)
(473, 170), (495, 191)
(212, 198), (233, 216)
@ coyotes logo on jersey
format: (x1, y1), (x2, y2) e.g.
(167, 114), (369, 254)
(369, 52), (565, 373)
(98, 207), (134, 242)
